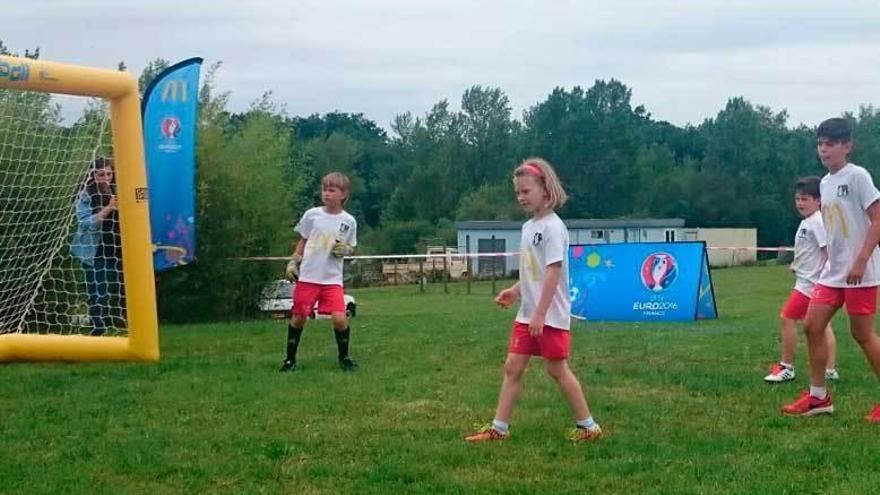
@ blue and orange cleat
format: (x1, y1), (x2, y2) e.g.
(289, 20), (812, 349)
(464, 424), (509, 442)
(569, 425), (603, 442)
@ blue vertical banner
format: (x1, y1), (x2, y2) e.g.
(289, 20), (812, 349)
(141, 57), (202, 271)
(569, 242), (718, 322)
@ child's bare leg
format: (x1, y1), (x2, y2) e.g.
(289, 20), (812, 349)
(544, 359), (591, 421)
(330, 312), (348, 332)
(780, 316), (797, 364)
(825, 323), (837, 371)
(803, 304), (836, 388)
(850, 315), (880, 379)
(290, 313), (308, 328)
(494, 353), (531, 422)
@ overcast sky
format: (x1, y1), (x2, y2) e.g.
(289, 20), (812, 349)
(5, 0), (879, 131)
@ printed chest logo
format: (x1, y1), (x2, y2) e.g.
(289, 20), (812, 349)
(837, 184), (849, 197)
(339, 223), (351, 233)
(798, 228), (808, 239)
(532, 233), (543, 246)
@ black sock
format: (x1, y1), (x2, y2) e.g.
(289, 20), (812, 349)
(334, 326), (350, 360)
(286, 325), (303, 362)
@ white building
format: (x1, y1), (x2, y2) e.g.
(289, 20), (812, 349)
(682, 227), (758, 267)
(456, 218), (687, 276)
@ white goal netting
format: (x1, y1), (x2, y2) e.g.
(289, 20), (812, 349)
(0, 88), (127, 337)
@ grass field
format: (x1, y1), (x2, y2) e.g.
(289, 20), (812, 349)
(3, 266), (880, 494)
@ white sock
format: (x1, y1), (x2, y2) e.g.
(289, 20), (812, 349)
(780, 362), (793, 369)
(491, 419), (509, 433)
(576, 417), (597, 430)
(810, 385), (827, 399)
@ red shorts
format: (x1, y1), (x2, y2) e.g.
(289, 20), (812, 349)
(292, 281), (345, 317)
(810, 284), (878, 316)
(780, 290), (811, 320)
(508, 322), (571, 360)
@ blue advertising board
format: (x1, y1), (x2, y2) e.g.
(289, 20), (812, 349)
(569, 242), (717, 322)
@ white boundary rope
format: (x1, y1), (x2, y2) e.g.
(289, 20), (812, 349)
(706, 246), (793, 252)
(234, 252), (521, 261)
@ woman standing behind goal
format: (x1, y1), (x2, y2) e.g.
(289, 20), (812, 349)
(70, 157), (122, 336)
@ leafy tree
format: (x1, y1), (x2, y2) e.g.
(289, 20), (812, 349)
(155, 72), (307, 322)
(138, 58), (170, 95)
(456, 182), (523, 221)
(523, 80), (642, 218)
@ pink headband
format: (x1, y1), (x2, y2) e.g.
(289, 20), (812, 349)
(521, 163), (544, 178)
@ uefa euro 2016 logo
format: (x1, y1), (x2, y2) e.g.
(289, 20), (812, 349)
(160, 116), (181, 140)
(640, 252), (678, 292)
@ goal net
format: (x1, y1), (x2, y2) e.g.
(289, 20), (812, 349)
(0, 90), (125, 336)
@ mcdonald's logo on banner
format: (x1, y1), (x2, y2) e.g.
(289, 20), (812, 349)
(161, 79), (188, 103)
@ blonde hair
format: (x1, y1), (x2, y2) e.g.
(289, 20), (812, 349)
(321, 172), (351, 203)
(513, 157), (567, 209)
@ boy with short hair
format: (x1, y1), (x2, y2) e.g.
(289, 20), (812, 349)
(765, 176), (838, 383)
(280, 172), (358, 372)
(783, 118), (880, 421)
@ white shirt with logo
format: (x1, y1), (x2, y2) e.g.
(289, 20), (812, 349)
(295, 207), (357, 285)
(516, 212), (571, 330)
(791, 210), (827, 296)
(818, 163), (880, 288)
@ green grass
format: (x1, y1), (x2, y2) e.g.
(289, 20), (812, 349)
(3, 266), (880, 494)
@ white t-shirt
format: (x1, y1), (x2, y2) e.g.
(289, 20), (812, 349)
(818, 163), (880, 288)
(791, 210), (827, 296)
(294, 207), (357, 285)
(515, 212), (571, 330)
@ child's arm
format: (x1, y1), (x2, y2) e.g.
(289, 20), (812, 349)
(848, 201), (880, 284)
(495, 282), (520, 308)
(528, 262), (562, 336)
(285, 238), (307, 281)
(293, 238), (305, 257)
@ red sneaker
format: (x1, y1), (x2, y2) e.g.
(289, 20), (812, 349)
(782, 389), (833, 416)
(865, 405), (880, 423)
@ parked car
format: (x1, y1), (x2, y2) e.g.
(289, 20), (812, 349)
(259, 280), (356, 319)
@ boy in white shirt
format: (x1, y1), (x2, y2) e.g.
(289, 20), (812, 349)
(765, 177), (837, 383)
(783, 118), (880, 422)
(280, 172), (358, 372)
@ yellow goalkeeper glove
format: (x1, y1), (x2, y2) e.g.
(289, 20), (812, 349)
(331, 241), (354, 258)
(285, 254), (302, 281)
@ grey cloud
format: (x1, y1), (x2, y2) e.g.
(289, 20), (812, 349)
(4, 0), (879, 129)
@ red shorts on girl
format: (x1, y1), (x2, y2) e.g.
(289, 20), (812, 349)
(810, 284), (878, 316)
(292, 281), (345, 317)
(508, 322), (571, 360)
(780, 290), (811, 320)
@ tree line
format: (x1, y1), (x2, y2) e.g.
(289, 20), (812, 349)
(4, 44), (880, 321)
